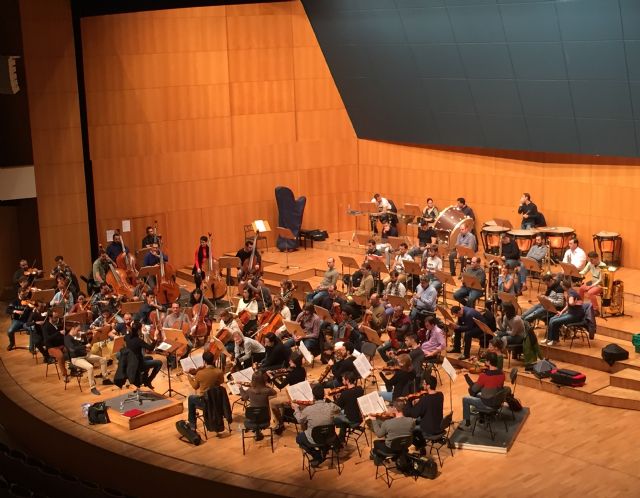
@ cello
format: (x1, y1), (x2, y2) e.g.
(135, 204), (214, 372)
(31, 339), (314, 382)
(203, 232), (227, 301)
(154, 228), (180, 305)
(115, 230), (138, 285)
(190, 292), (210, 344)
(241, 232), (262, 280)
(102, 244), (134, 299)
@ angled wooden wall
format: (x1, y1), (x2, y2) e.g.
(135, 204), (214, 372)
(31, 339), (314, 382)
(82, 1), (358, 266)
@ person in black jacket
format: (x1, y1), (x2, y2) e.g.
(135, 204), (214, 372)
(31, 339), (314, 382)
(379, 353), (416, 402)
(259, 333), (291, 371)
(333, 371), (365, 442)
(404, 375), (444, 437)
(43, 310), (68, 378)
(64, 325), (112, 395)
(322, 342), (358, 389)
(124, 321), (161, 389)
(270, 352), (306, 435)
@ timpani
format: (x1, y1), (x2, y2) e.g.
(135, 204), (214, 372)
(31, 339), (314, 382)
(540, 226), (575, 260)
(592, 231), (622, 266)
(481, 225), (510, 255)
(508, 229), (538, 256)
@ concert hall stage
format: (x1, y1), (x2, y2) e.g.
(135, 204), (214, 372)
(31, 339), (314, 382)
(2, 237), (640, 497)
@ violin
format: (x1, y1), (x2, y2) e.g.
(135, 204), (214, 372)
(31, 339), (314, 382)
(327, 385), (347, 396)
(367, 412), (395, 420)
(291, 399), (315, 407)
(102, 244), (135, 300)
(317, 362), (333, 383)
(23, 260), (42, 279)
(115, 230), (138, 285)
(399, 390), (429, 403)
(266, 367), (292, 379)
(154, 224), (180, 305)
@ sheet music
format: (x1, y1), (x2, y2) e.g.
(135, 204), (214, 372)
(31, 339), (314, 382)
(179, 352), (204, 372)
(254, 220), (266, 233)
(231, 366), (254, 384)
(353, 353), (372, 379)
(442, 357), (457, 383)
(298, 341), (314, 365)
(156, 342), (172, 351)
(286, 381), (313, 402)
(357, 391), (387, 417)
(228, 382), (241, 396)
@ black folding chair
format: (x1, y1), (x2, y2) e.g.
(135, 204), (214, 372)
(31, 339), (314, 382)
(240, 406), (273, 455)
(371, 435), (413, 488)
(301, 425), (342, 479)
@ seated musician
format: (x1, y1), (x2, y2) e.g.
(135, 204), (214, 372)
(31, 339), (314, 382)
(239, 371), (276, 441)
(486, 337), (506, 371)
(25, 301), (50, 360)
(402, 334), (425, 378)
(383, 243), (412, 284)
(89, 307), (124, 358)
(378, 305), (410, 363)
(367, 399), (415, 453)
(522, 274), (565, 324)
(6, 278), (33, 351)
(246, 277), (273, 312)
(315, 285), (344, 312)
(134, 293), (164, 327)
(419, 316), (446, 360)
(115, 312), (134, 337)
(91, 250), (110, 287)
(500, 233), (521, 273)
(143, 247), (168, 289)
(370, 193), (392, 233)
(281, 279), (302, 320)
(132, 277), (152, 301)
(520, 234), (547, 291)
(307, 257), (339, 304)
(379, 353), (416, 402)
(323, 341), (358, 389)
(162, 302), (187, 330)
(351, 264), (374, 298)
(283, 303), (322, 353)
(260, 333), (291, 371)
(13, 259), (32, 287)
(404, 375), (443, 439)
(124, 321), (162, 389)
(50, 284), (74, 314)
(50, 255), (79, 296)
(216, 309), (241, 368)
(453, 256), (486, 309)
(366, 293), (386, 332)
(496, 302), (525, 350)
(409, 220), (437, 258)
(106, 232), (128, 262)
(237, 288), (259, 335)
(422, 197), (439, 225)
(578, 251), (606, 316)
(456, 197), (476, 221)
(448, 224), (477, 277)
(421, 244), (443, 292)
(68, 292), (91, 320)
(544, 279), (584, 346)
(270, 351), (307, 435)
(236, 239), (262, 281)
(517, 193), (539, 229)
(141, 226), (157, 248)
(498, 263), (518, 295)
(562, 238), (587, 272)
(43, 309), (68, 379)
(383, 270), (407, 298)
(333, 371), (365, 442)
(448, 305), (489, 361)
(189, 287), (215, 320)
(460, 352), (505, 429)
(192, 235), (209, 289)
(64, 325), (112, 396)
(409, 274), (437, 327)
(232, 329), (266, 370)
(294, 383), (341, 467)
(186, 350), (224, 431)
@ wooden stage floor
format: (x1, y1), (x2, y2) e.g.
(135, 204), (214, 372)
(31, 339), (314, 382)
(3, 237), (640, 497)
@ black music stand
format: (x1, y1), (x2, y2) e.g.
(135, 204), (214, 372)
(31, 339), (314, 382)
(218, 256), (240, 304)
(537, 295), (558, 339)
(435, 270), (456, 306)
(521, 257), (543, 300)
(157, 341), (185, 398)
(339, 255), (360, 293)
(276, 227), (299, 270)
(346, 206), (363, 245)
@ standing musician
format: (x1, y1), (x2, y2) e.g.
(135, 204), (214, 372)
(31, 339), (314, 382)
(578, 251), (606, 316)
(409, 220), (437, 258)
(141, 226), (157, 248)
(106, 232), (128, 262)
(294, 383), (341, 468)
(453, 256), (486, 309)
(383, 270), (406, 298)
(270, 351), (307, 435)
(92, 250), (111, 286)
(333, 371), (365, 443)
(456, 197), (476, 221)
(379, 353), (416, 402)
(367, 399), (415, 454)
(517, 193), (539, 229)
(143, 247), (168, 289)
(192, 235), (209, 289)
(186, 350), (224, 431)
(236, 239), (262, 281)
(237, 288), (259, 335)
(377, 305), (411, 363)
(307, 257), (340, 304)
(25, 301), (50, 360)
(64, 325), (112, 396)
(449, 224), (477, 278)
(6, 278), (34, 351)
(421, 244), (443, 292)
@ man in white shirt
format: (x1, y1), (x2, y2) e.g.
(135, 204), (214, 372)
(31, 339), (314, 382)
(562, 238), (587, 271)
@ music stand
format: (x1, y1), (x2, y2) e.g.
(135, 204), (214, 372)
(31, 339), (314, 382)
(521, 257), (542, 299)
(218, 256), (241, 302)
(356, 233), (372, 247)
(314, 305), (334, 324)
(386, 236), (404, 251)
(64, 311), (89, 325)
(559, 262), (582, 281)
(138, 265), (160, 288)
(349, 294), (368, 307)
(538, 295), (558, 338)
(386, 295), (408, 310)
(435, 270), (456, 306)
(360, 325), (382, 346)
(368, 258), (388, 276)
(90, 327), (110, 345)
(283, 320), (306, 340)
(120, 301), (143, 315)
(403, 259), (422, 290)
(32, 289), (55, 304)
(472, 318), (495, 349)
(462, 274), (483, 294)
(339, 255), (360, 293)
(112, 336), (125, 355)
(156, 340), (185, 398)
(360, 201), (380, 236)
(136, 247), (154, 260)
(276, 226), (299, 270)
(455, 245), (476, 260)
(33, 277), (56, 290)
(437, 243), (449, 260)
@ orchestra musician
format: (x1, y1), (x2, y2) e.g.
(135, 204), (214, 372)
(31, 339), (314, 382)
(124, 321), (161, 389)
(307, 257), (339, 305)
(448, 305), (488, 361)
(409, 274), (437, 328)
(115, 312), (134, 337)
(419, 316), (446, 361)
(422, 197), (439, 224)
(322, 341), (358, 389)
(409, 220), (437, 258)
(270, 351), (306, 435)
(294, 383), (341, 467)
(25, 301), (50, 360)
(106, 232), (128, 262)
(519, 234), (547, 291)
(143, 246), (168, 289)
(284, 303), (322, 352)
(461, 352), (505, 429)
(91, 250), (111, 286)
(13, 259), (32, 286)
(496, 302), (526, 350)
(246, 277), (273, 312)
(141, 226), (157, 248)
(89, 307), (124, 358)
(403, 375), (443, 441)
(192, 235), (209, 289)
(543, 279), (585, 347)
(237, 288), (259, 335)
(281, 279), (302, 320)
(453, 256), (486, 309)
(383, 243), (412, 285)
(498, 263), (518, 296)
(50, 255), (79, 296)
(186, 350), (224, 431)
(379, 353), (416, 402)
(517, 193), (539, 229)
(50, 284), (74, 314)
(421, 244), (443, 292)
(189, 287), (215, 320)
(383, 270), (406, 298)
(367, 399), (415, 454)
(522, 273), (565, 325)
(64, 325), (112, 396)
(365, 293), (386, 332)
(562, 238), (587, 272)
(43, 309), (68, 379)
(239, 371), (276, 441)
(448, 224), (477, 277)
(377, 305), (411, 363)
(232, 330), (265, 370)
(578, 251), (606, 315)
(351, 264), (374, 299)
(332, 371), (364, 443)
(456, 197), (476, 221)
(6, 278), (34, 351)
(134, 293), (164, 326)
(236, 239), (262, 281)
(259, 332), (291, 371)
(370, 193), (392, 233)
(314, 285), (344, 312)
(500, 233), (521, 272)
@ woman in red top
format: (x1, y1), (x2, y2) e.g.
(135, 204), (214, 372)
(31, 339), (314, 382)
(192, 236), (209, 289)
(461, 352), (505, 427)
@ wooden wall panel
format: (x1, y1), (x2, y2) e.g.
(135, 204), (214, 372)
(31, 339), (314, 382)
(20, 0), (90, 277)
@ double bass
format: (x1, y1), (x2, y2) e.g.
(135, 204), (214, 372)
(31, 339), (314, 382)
(203, 232), (227, 301)
(102, 244), (134, 299)
(241, 231), (263, 280)
(154, 225), (180, 305)
(115, 231), (138, 285)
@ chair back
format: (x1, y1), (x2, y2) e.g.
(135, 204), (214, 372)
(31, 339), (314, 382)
(360, 341), (377, 360)
(310, 425), (338, 447)
(388, 435), (413, 454)
(245, 406), (270, 425)
(440, 411), (453, 433)
(510, 367), (518, 385)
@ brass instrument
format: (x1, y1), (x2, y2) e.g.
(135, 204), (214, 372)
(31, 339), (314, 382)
(543, 242), (553, 276)
(601, 267), (624, 316)
(487, 260), (500, 309)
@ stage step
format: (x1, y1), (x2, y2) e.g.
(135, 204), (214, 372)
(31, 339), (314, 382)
(610, 368), (640, 391)
(591, 386), (640, 410)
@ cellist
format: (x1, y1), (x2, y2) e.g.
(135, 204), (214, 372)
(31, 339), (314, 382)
(91, 250), (110, 286)
(106, 232), (128, 262)
(192, 235), (209, 289)
(142, 246), (168, 289)
(236, 239), (262, 281)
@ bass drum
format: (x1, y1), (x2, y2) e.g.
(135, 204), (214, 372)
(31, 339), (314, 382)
(433, 206), (474, 249)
